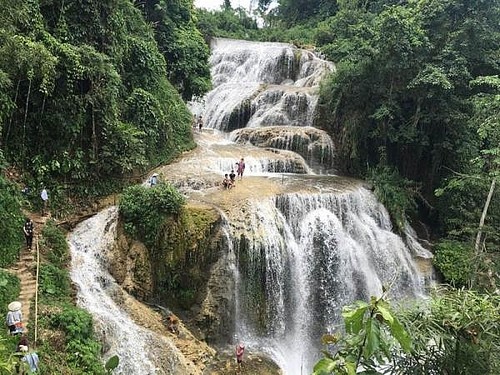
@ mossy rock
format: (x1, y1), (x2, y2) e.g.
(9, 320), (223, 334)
(153, 204), (223, 309)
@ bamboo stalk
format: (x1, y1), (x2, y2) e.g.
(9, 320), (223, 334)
(34, 236), (40, 347)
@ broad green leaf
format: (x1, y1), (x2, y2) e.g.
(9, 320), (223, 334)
(376, 302), (394, 324)
(312, 358), (337, 375)
(389, 317), (412, 352)
(363, 317), (381, 359)
(105, 355), (119, 371)
(343, 302), (369, 334)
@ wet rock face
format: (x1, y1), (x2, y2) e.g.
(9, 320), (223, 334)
(231, 126), (336, 173)
(152, 206), (223, 309)
(111, 204), (237, 344)
(109, 222), (153, 300)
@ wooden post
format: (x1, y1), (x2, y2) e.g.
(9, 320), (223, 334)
(34, 236), (40, 347)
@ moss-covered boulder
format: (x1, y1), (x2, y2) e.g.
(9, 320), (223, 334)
(152, 204), (223, 309)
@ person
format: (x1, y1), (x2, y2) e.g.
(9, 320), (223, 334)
(40, 188), (48, 216)
(236, 158), (246, 181)
(167, 314), (179, 335)
(229, 170), (236, 185)
(236, 342), (245, 372)
(6, 301), (23, 335)
(16, 336), (29, 352)
(222, 174), (233, 190)
(198, 115), (203, 132)
(149, 173), (158, 187)
(16, 338), (40, 373)
(23, 218), (34, 250)
(21, 186), (30, 196)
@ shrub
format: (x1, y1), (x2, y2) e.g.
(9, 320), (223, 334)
(119, 182), (185, 247)
(433, 240), (473, 287)
(39, 264), (71, 299)
(49, 304), (105, 374)
(0, 175), (24, 267)
(368, 165), (417, 231)
(0, 270), (20, 311)
(41, 220), (69, 266)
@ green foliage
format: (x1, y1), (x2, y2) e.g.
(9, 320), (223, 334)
(137, 0), (212, 100)
(368, 166), (417, 231)
(0, 174), (24, 267)
(313, 295), (411, 375)
(0, 336), (17, 374)
(0, 270), (20, 313)
(41, 220), (69, 267)
(196, 6), (259, 42)
(1, 0), (197, 186)
(433, 240), (473, 287)
(119, 182), (185, 247)
(48, 304), (105, 374)
(317, 0), (499, 192)
(39, 264), (71, 299)
(315, 288), (500, 374)
(395, 287), (500, 375)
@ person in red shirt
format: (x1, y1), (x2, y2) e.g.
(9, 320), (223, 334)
(236, 342), (245, 372)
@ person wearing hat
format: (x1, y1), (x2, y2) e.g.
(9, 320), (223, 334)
(6, 301), (23, 335)
(236, 342), (245, 372)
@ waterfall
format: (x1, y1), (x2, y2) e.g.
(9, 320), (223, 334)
(203, 38), (334, 131)
(69, 207), (194, 375)
(229, 189), (424, 374)
(190, 39), (428, 375)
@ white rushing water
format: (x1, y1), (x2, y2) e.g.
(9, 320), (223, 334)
(69, 207), (187, 375)
(202, 38), (334, 131)
(230, 189), (425, 374)
(193, 38), (428, 374)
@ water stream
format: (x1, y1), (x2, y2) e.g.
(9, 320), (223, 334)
(69, 208), (190, 375)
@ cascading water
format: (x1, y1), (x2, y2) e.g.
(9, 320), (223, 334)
(191, 38), (429, 374)
(229, 189), (424, 374)
(203, 38), (334, 132)
(69, 207), (194, 375)
(67, 37), (430, 375)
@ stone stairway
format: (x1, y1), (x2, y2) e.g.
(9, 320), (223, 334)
(10, 246), (37, 334)
(9, 214), (48, 335)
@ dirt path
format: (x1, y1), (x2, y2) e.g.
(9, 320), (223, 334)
(7, 214), (49, 334)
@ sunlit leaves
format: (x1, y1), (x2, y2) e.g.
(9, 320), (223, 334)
(314, 295), (413, 375)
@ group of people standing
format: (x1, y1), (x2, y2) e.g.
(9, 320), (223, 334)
(222, 158), (246, 190)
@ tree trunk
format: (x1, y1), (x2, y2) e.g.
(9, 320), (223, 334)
(22, 78), (32, 156)
(469, 178), (496, 289)
(474, 178), (496, 254)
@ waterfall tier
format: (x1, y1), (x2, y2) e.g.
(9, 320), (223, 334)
(203, 38), (334, 130)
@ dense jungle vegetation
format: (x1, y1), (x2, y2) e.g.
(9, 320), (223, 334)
(1, 0), (498, 373)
